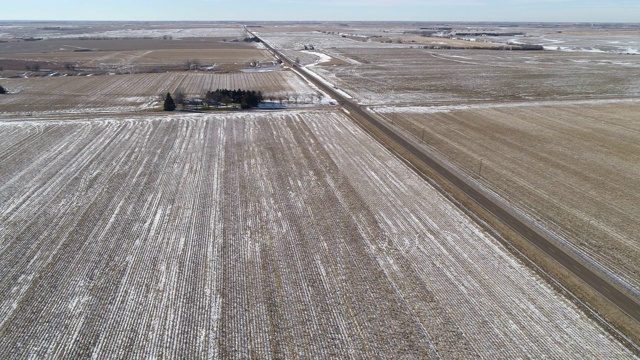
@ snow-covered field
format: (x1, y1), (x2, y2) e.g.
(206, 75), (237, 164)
(256, 30), (408, 51)
(49, 27), (245, 40)
(305, 47), (640, 105)
(496, 31), (640, 55)
(0, 110), (634, 358)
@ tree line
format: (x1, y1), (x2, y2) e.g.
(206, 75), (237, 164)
(164, 89), (263, 111)
(205, 89), (263, 109)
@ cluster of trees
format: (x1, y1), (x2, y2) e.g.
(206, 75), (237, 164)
(25, 63), (41, 71)
(183, 59), (218, 71)
(163, 89), (263, 111)
(205, 89), (263, 109)
(184, 59), (201, 70)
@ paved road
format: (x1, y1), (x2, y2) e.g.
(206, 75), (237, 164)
(248, 28), (640, 332)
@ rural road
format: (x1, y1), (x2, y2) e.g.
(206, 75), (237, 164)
(246, 27), (640, 339)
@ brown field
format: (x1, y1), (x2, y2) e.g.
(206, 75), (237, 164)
(0, 45), (268, 63)
(1, 48), (271, 72)
(0, 41), (271, 75)
(0, 70), (315, 114)
(0, 23), (269, 75)
(373, 101), (640, 291)
(0, 38), (254, 54)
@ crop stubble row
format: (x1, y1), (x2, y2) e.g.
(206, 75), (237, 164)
(0, 110), (634, 358)
(306, 48), (640, 105)
(0, 71), (310, 114)
(374, 102), (640, 292)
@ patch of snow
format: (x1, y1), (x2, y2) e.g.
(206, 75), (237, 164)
(301, 50), (332, 65)
(372, 98), (640, 114)
(296, 67), (351, 100)
(292, 52), (352, 101)
(240, 66), (282, 73)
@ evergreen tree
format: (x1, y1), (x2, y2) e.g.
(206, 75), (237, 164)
(163, 92), (176, 111)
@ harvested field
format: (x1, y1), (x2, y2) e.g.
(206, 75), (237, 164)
(0, 110), (634, 358)
(0, 48), (271, 70)
(306, 48), (640, 105)
(486, 26), (640, 54)
(371, 36), (506, 48)
(0, 22), (246, 40)
(0, 23), (266, 75)
(0, 38), (258, 55)
(0, 70), (315, 114)
(373, 101), (640, 292)
(53, 26), (246, 40)
(256, 29), (407, 51)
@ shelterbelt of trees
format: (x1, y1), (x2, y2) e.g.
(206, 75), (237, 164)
(205, 89), (263, 108)
(164, 88), (264, 111)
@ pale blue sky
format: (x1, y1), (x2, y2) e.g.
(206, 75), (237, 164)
(1, 0), (638, 23)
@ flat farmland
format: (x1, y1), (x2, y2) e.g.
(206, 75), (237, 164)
(0, 38), (258, 55)
(0, 23), (267, 74)
(4, 48), (273, 68)
(0, 70), (313, 114)
(256, 28), (407, 51)
(373, 101), (640, 292)
(0, 22), (246, 40)
(0, 48), (271, 72)
(0, 110), (633, 358)
(307, 48), (640, 104)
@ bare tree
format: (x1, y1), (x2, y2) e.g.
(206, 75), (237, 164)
(173, 89), (186, 107)
(291, 93), (300, 104)
(26, 63), (41, 72)
(184, 59), (201, 70)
